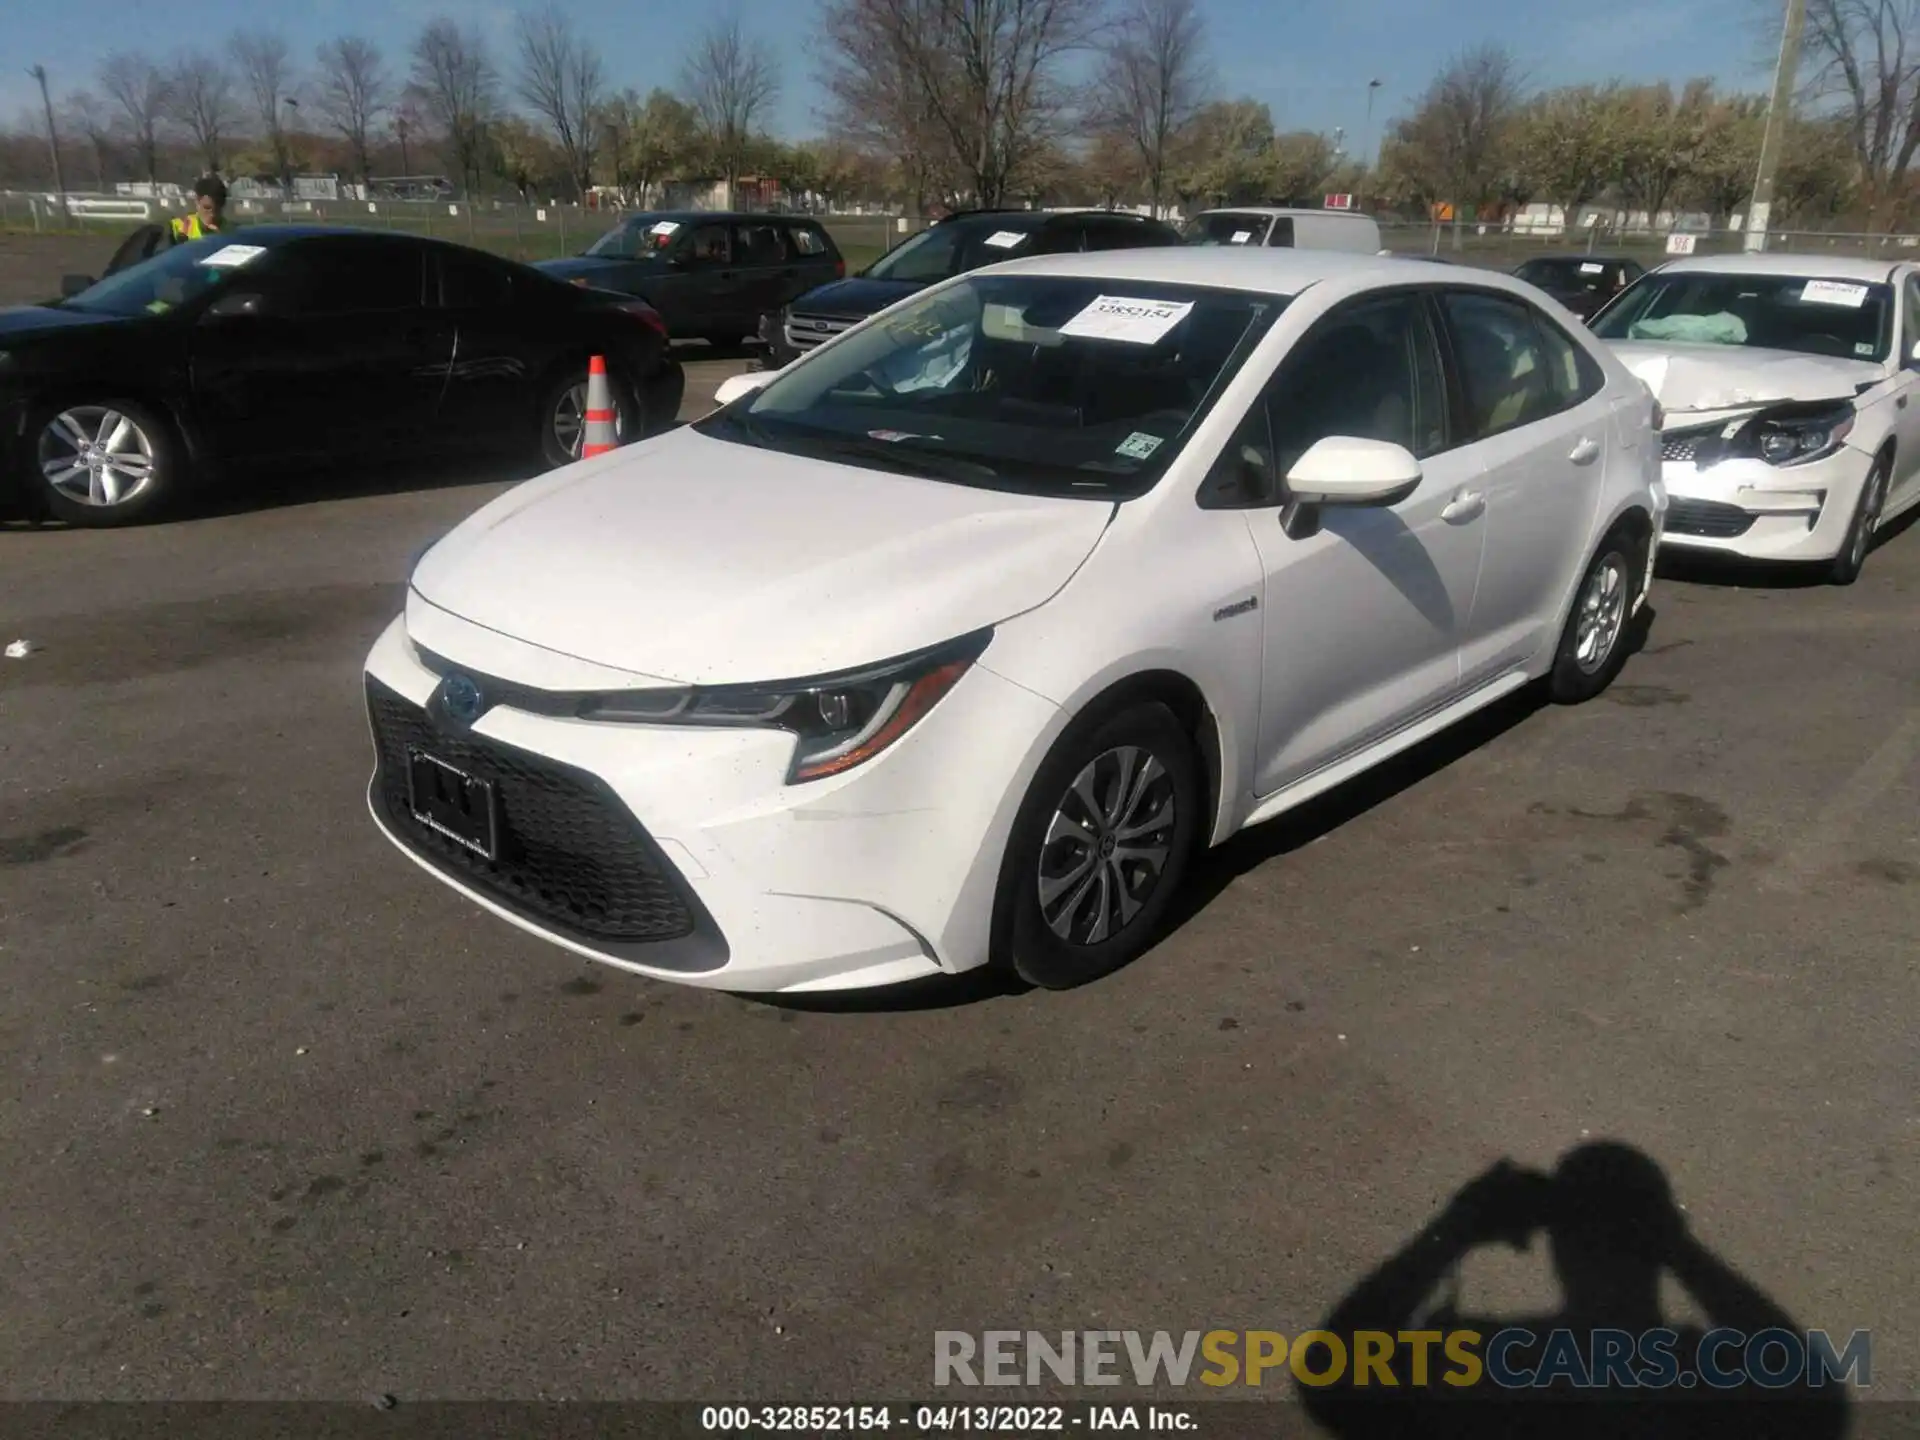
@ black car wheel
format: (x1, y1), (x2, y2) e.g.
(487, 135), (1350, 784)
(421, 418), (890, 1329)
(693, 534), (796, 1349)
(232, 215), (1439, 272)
(26, 397), (181, 527)
(538, 365), (639, 469)
(994, 701), (1201, 990)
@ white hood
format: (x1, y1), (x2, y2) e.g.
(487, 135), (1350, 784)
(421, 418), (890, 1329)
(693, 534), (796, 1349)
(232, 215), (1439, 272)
(1610, 340), (1883, 415)
(409, 426), (1114, 686)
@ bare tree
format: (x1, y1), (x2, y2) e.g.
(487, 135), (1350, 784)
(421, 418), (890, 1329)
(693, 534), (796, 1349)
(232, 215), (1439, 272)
(315, 37), (390, 188)
(1384, 45), (1524, 246)
(818, 0), (1100, 208)
(814, 6), (951, 211)
(169, 52), (239, 174)
(514, 6), (605, 199)
(1093, 0), (1210, 216)
(410, 18), (499, 198)
(232, 31), (298, 184)
(682, 14), (781, 206)
(1800, 0), (1920, 220)
(61, 90), (116, 190)
(98, 54), (169, 185)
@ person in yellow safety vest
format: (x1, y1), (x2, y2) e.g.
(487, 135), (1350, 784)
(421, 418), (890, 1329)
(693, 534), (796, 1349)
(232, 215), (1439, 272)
(169, 175), (228, 244)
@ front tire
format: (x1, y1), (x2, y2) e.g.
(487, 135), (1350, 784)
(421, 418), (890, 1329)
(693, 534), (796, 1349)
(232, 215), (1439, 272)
(995, 702), (1201, 990)
(25, 398), (181, 527)
(1548, 528), (1641, 704)
(1827, 454), (1889, 586)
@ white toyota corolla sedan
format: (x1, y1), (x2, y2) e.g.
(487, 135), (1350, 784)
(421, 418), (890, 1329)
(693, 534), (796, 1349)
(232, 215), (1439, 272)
(1590, 252), (1920, 583)
(364, 248), (1664, 994)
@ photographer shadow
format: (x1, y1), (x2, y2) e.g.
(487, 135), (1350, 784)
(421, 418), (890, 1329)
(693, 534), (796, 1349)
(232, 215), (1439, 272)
(1301, 1142), (1852, 1439)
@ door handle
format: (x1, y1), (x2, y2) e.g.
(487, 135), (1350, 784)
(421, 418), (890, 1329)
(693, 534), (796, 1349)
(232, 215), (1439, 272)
(1899, 395), (1909, 409)
(1441, 490), (1486, 523)
(1569, 437), (1602, 465)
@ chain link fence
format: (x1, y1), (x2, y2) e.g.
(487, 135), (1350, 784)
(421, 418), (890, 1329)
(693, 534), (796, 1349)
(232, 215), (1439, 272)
(9, 190), (1920, 275)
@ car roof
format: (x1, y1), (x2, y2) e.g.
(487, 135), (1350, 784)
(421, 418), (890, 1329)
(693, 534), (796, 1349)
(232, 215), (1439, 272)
(977, 246), (1514, 297)
(611, 210), (812, 225)
(1519, 253), (1641, 265)
(1194, 207), (1379, 222)
(942, 208), (1170, 230)
(1659, 252), (1904, 283)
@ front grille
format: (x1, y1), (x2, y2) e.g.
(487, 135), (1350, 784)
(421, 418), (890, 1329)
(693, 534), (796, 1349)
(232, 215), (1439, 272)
(1661, 434), (1700, 464)
(366, 678), (698, 945)
(1665, 497), (1756, 538)
(785, 311), (858, 352)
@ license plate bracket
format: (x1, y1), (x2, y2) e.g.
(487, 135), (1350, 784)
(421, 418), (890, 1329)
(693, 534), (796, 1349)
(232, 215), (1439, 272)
(406, 748), (499, 860)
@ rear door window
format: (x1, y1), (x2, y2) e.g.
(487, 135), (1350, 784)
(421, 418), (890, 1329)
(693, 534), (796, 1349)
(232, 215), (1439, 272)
(1266, 218), (1296, 248)
(1439, 290), (1565, 439)
(787, 224), (835, 259)
(438, 249), (514, 309)
(259, 239), (425, 316)
(733, 221), (788, 268)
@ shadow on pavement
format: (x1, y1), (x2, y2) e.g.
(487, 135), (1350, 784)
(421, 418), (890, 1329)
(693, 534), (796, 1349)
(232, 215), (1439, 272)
(1300, 1142), (1853, 1438)
(737, 963), (1032, 1016)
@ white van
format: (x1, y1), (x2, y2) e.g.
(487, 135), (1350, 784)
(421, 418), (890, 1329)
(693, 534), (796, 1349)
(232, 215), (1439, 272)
(1182, 207), (1384, 254)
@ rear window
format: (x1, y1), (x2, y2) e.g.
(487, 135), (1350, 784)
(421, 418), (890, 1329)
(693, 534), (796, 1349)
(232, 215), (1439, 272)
(788, 224), (835, 258)
(1183, 213), (1270, 247)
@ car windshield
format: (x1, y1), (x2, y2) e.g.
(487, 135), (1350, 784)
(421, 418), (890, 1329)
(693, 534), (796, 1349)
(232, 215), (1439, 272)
(61, 235), (265, 317)
(694, 273), (1283, 498)
(1517, 258), (1630, 293)
(583, 216), (680, 259)
(1591, 271), (1894, 361)
(863, 223), (1036, 284)
(1183, 214), (1270, 247)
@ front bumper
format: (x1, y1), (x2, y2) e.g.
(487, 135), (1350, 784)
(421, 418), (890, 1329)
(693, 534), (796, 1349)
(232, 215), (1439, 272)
(1656, 443), (1871, 562)
(362, 614), (1060, 993)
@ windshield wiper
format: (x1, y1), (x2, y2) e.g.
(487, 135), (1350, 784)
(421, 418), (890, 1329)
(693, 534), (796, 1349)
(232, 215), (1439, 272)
(795, 433), (1000, 484)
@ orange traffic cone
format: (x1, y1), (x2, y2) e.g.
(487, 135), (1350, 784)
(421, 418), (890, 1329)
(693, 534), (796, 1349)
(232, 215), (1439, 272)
(582, 355), (617, 458)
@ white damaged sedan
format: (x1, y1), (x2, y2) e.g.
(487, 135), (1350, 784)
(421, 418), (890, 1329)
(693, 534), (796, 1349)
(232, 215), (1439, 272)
(1591, 253), (1920, 583)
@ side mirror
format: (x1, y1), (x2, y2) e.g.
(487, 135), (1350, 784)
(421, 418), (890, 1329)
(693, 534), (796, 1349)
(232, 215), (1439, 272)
(1281, 436), (1421, 537)
(60, 274), (95, 298)
(203, 291), (266, 320)
(1907, 339), (1920, 366)
(714, 370), (777, 407)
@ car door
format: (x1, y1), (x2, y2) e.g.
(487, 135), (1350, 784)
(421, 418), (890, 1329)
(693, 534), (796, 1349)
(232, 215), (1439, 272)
(188, 236), (450, 461)
(660, 219), (746, 339)
(731, 218), (794, 332)
(431, 245), (534, 448)
(1889, 271), (1920, 510)
(1435, 288), (1614, 686)
(1201, 290), (1487, 796)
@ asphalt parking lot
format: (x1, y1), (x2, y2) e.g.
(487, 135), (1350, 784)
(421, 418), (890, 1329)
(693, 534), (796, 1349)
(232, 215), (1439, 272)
(2, 249), (1918, 1420)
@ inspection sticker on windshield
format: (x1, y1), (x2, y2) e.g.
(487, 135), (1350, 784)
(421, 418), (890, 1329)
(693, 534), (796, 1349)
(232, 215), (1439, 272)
(648, 220), (681, 237)
(1579, 262), (1604, 274)
(1059, 295), (1194, 344)
(200, 244), (266, 268)
(983, 231), (1028, 249)
(1115, 432), (1164, 460)
(1802, 280), (1869, 307)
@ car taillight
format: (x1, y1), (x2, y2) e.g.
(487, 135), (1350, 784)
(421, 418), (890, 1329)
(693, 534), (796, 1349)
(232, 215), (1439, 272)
(1651, 399), (1664, 431)
(616, 302), (668, 338)
(834, 258), (845, 279)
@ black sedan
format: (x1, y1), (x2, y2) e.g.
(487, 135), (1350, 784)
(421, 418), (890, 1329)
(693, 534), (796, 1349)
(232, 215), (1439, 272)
(1511, 254), (1647, 320)
(0, 225), (684, 527)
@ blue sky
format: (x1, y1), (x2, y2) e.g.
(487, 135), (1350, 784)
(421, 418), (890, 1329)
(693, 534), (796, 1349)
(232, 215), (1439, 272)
(5, 0), (1771, 159)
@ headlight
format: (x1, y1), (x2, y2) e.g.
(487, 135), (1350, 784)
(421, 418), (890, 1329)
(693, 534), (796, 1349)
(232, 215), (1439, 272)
(1750, 405), (1853, 466)
(579, 629), (991, 784)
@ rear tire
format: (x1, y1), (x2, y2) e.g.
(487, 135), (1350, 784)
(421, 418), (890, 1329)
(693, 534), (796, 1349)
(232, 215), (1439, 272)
(994, 701), (1201, 990)
(537, 364), (638, 469)
(24, 397), (182, 528)
(1548, 527), (1641, 704)
(1827, 454), (1889, 586)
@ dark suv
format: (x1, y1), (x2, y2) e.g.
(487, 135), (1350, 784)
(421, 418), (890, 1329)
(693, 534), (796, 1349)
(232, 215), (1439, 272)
(758, 208), (1183, 367)
(537, 211), (845, 346)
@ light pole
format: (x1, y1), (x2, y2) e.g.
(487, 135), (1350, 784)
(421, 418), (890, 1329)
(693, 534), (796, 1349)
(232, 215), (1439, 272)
(396, 116), (411, 182)
(1361, 78), (1383, 209)
(28, 64), (69, 225)
(281, 97), (300, 196)
(1746, 0), (1806, 252)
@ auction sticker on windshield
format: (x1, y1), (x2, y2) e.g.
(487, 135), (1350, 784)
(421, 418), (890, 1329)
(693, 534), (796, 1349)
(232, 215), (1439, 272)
(1802, 280), (1869, 307)
(983, 231), (1028, 249)
(1231, 230), (1253, 244)
(1579, 262), (1603, 274)
(1059, 296), (1194, 345)
(201, 244), (266, 268)
(1115, 432), (1164, 460)
(649, 221), (681, 237)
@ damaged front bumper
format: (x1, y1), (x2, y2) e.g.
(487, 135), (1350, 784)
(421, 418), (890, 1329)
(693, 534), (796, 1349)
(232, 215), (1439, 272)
(1656, 440), (1872, 563)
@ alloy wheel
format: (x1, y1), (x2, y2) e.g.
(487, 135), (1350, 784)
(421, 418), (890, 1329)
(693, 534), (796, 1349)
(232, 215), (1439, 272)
(1849, 468), (1887, 572)
(1037, 745), (1178, 946)
(1573, 553), (1628, 675)
(551, 380), (625, 460)
(36, 406), (157, 508)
